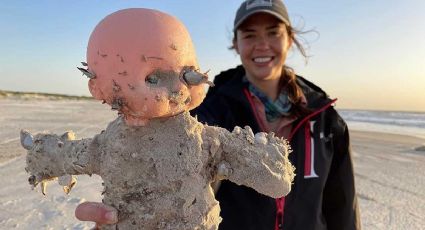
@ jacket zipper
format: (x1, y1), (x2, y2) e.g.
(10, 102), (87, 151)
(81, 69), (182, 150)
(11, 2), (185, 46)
(275, 197), (285, 230)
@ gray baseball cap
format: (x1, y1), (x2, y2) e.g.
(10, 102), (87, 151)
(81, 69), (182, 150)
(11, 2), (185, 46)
(233, 0), (291, 31)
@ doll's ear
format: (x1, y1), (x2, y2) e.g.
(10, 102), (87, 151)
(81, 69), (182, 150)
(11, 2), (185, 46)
(88, 79), (104, 100)
(20, 130), (34, 150)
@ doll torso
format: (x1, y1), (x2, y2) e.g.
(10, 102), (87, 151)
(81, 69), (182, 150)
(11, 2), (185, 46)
(97, 112), (220, 230)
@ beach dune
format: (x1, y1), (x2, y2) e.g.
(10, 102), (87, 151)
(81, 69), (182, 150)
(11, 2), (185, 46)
(0, 98), (424, 229)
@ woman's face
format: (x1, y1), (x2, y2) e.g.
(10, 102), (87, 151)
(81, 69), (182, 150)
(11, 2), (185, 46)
(234, 13), (292, 85)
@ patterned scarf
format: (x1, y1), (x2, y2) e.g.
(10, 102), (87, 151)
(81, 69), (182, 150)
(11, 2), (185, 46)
(248, 82), (292, 122)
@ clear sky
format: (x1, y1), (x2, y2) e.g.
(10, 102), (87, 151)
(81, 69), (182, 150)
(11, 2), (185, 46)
(1, 0), (424, 112)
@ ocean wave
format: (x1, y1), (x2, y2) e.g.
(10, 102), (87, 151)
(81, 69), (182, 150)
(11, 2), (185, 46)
(338, 110), (425, 128)
(338, 109), (425, 139)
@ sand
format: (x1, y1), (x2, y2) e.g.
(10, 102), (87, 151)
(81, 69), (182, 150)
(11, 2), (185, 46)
(1, 98), (424, 229)
(350, 130), (425, 229)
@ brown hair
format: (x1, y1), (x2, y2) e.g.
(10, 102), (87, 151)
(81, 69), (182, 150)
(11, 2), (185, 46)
(231, 24), (312, 117)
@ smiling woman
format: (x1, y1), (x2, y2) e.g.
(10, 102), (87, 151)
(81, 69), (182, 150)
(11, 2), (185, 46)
(190, 0), (361, 229)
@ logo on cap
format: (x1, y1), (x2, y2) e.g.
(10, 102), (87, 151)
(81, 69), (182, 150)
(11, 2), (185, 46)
(246, 0), (273, 9)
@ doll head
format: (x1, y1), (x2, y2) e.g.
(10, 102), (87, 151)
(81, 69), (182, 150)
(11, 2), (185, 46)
(81, 8), (211, 126)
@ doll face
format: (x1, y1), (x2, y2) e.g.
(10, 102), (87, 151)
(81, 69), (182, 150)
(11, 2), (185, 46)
(84, 8), (207, 126)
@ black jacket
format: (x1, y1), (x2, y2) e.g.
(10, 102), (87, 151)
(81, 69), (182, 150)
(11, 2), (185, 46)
(191, 66), (361, 230)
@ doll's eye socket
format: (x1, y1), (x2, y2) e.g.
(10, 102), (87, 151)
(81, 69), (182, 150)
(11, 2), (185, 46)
(146, 74), (159, 85)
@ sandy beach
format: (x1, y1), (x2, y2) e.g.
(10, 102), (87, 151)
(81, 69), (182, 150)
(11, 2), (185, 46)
(0, 98), (424, 229)
(350, 130), (425, 229)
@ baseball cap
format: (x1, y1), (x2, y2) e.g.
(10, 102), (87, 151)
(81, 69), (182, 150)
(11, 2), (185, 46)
(233, 0), (291, 31)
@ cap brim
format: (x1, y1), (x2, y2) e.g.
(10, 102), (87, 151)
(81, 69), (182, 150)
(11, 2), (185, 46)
(234, 9), (290, 31)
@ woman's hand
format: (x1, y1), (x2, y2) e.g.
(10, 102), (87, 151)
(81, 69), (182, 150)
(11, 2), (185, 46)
(75, 202), (118, 227)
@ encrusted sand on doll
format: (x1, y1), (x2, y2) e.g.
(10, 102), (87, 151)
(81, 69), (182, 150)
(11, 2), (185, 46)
(23, 112), (294, 229)
(20, 8), (295, 230)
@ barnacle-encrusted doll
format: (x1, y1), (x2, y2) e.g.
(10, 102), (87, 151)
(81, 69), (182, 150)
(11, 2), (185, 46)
(20, 8), (295, 230)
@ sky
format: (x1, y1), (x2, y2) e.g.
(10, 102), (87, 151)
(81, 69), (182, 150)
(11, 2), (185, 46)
(0, 0), (424, 112)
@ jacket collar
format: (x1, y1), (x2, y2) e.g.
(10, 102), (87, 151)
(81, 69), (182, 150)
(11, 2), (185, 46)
(295, 76), (333, 110)
(210, 65), (334, 111)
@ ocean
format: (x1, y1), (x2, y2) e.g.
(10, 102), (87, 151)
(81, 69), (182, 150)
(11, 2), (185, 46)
(338, 109), (425, 139)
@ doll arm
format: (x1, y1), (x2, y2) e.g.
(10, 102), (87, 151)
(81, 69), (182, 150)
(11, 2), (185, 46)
(202, 125), (295, 198)
(20, 130), (103, 194)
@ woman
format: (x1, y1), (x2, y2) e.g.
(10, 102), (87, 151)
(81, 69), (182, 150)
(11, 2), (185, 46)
(76, 0), (361, 229)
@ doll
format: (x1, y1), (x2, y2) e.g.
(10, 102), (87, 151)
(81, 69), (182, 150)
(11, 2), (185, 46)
(21, 8), (294, 230)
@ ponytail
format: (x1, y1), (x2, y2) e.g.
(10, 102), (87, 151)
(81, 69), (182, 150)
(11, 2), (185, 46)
(280, 66), (311, 117)
(279, 25), (313, 117)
